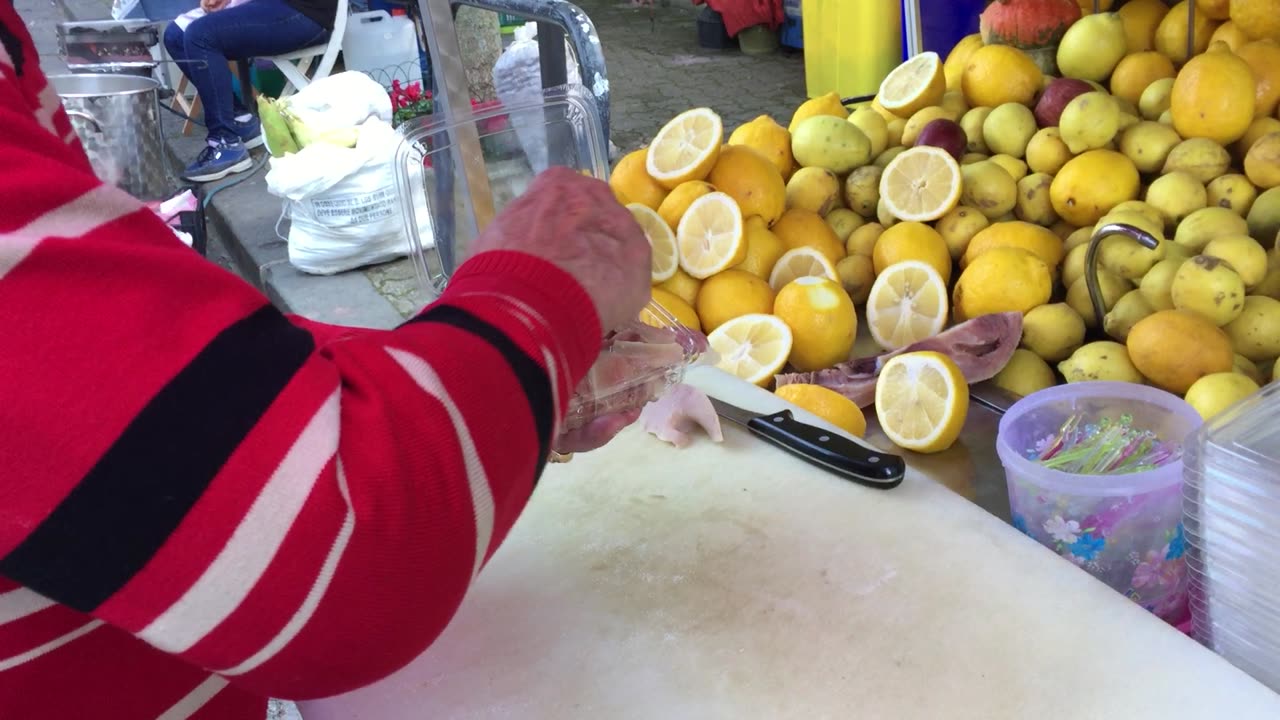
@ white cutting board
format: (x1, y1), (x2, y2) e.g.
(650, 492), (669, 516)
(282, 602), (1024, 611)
(299, 368), (1280, 719)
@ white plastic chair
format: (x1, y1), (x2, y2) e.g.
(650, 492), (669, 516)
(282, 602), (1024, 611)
(263, 0), (350, 97)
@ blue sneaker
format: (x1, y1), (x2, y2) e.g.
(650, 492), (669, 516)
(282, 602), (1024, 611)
(233, 115), (264, 149)
(183, 138), (253, 182)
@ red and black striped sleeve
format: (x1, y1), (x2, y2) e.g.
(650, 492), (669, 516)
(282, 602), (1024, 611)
(0, 6), (601, 701)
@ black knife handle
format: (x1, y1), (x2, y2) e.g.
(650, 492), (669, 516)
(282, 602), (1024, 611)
(746, 410), (905, 489)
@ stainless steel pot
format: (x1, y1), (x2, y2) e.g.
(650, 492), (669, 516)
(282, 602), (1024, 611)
(51, 73), (175, 201)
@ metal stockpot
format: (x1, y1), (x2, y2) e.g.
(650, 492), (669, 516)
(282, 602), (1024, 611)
(51, 73), (175, 201)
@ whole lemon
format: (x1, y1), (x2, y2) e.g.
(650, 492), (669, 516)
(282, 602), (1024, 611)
(773, 276), (858, 372)
(824, 208), (865, 243)
(1021, 302), (1087, 362)
(1211, 20), (1252, 51)
(1235, 40), (1280, 119)
(772, 209), (847, 263)
(695, 269), (776, 334)
(1229, 0), (1280, 44)
(1184, 372), (1261, 420)
(1147, 171), (1209, 228)
(1171, 42), (1256, 145)
(944, 33), (984, 91)
(789, 92), (848, 133)
(1058, 341), (1146, 383)
(963, 221), (1065, 271)
(847, 107), (890, 158)
(1245, 132), (1280, 190)
(656, 180), (716, 229)
(775, 383), (867, 437)
(1224, 295), (1280, 361)
(644, 288), (700, 331)
(872, 221), (953, 283)
(960, 160), (1018, 219)
(992, 348), (1058, 398)
(792, 116), (873, 174)
(952, 247), (1052, 321)
(708, 145), (787, 226)
(1155, 0), (1218, 64)
(656, 267), (702, 307)
(732, 216), (788, 279)
(728, 115), (795, 181)
(1026, 127), (1074, 175)
(786, 167), (844, 216)
(961, 45), (1043, 108)
(1050, 150), (1141, 226)
(1058, 12), (1129, 82)
(1126, 304), (1233, 389)
(1118, 0), (1172, 52)
(609, 149), (668, 210)
(1110, 51), (1177, 106)
(936, 205), (990, 260)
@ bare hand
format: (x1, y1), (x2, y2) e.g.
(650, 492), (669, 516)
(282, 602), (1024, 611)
(201, 0), (229, 12)
(554, 409), (642, 454)
(469, 166), (651, 334)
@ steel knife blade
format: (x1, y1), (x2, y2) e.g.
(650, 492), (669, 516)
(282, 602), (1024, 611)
(709, 397), (905, 490)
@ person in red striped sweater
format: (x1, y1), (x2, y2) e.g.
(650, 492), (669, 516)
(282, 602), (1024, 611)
(0, 5), (651, 718)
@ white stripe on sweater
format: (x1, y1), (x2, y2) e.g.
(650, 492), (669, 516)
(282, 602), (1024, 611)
(154, 675), (229, 720)
(0, 620), (103, 672)
(388, 348), (495, 576)
(0, 184), (138, 280)
(139, 392), (341, 654)
(0, 587), (57, 627)
(219, 459), (356, 676)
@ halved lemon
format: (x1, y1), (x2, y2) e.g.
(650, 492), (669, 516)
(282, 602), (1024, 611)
(676, 191), (746, 279)
(865, 260), (949, 351)
(767, 246), (839, 290)
(879, 146), (963, 223)
(874, 351), (969, 454)
(628, 203), (679, 284)
(876, 51), (946, 119)
(707, 313), (794, 386)
(646, 107), (725, 189)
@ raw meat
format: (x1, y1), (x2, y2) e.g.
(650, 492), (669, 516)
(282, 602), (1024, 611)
(640, 384), (724, 448)
(775, 312), (1024, 407)
(563, 321), (710, 431)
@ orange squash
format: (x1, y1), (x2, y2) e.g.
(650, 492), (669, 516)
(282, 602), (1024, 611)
(980, 0), (1083, 75)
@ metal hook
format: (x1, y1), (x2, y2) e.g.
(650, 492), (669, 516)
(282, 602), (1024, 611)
(1084, 223), (1160, 329)
(64, 109), (101, 133)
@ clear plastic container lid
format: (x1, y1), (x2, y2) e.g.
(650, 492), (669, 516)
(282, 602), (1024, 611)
(392, 85), (611, 296)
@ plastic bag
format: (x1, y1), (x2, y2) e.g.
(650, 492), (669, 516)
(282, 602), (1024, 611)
(285, 71), (394, 135)
(265, 118), (412, 275)
(492, 22), (582, 175)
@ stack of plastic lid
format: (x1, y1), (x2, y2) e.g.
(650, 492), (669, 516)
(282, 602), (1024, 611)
(1183, 381), (1280, 692)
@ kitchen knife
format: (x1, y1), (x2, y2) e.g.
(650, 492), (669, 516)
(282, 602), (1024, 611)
(709, 397), (905, 490)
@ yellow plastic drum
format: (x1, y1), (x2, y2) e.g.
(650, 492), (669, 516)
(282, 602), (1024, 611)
(802, 0), (903, 99)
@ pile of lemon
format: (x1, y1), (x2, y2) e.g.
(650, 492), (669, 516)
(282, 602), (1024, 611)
(609, 0), (1280, 450)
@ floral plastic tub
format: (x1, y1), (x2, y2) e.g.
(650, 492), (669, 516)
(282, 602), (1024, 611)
(996, 382), (1202, 624)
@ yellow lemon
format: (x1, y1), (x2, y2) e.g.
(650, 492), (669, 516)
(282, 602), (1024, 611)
(628, 203), (679, 284)
(1230, 0), (1280, 44)
(695, 269), (775, 334)
(643, 287), (700, 331)
(1119, 0), (1173, 52)
(789, 91), (849, 133)
(708, 313), (793, 386)
(1211, 20), (1252, 51)
(733, 216), (788, 278)
(656, 267), (702, 307)
(609, 148), (668, 210)
(771, 208), (847, 264)
(769, 246), (840, 290)
(962, 221), (1066, 272)
(1171, 42), (1256, 145)
(1236, 40), (1280, 119)
(865, 260), (949, 351)
(1050, 149), (1141, 226)
(1110, 52), (1177, 107)
(872, 221), (953, 284)
(943, 33), (984, 91)
(707, 145), (787, 226)
(773, 276), (858, 372)
(961, 44), (1043, 108)
(877, 50), (947, 119)
(1156, 1), (1219, 64)
(676, 192), (746, 279)
(879, 145), (963, 223)
(1184, 372), (1261, 420)
(953, 246), (1053, 321)
(775, 384), (867, 438)
(657, 180), (716, 230)
(874, 351), (969, 453)
(646, 108), (723, 189)
(728, 114), (795, 181)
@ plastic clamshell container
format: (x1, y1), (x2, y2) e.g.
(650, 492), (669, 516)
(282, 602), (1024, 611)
(1182, 380), (1280, 689)
(392, 86), (702, 429)
(393, 84), (611, 296)
(996, 382), (1202, 623)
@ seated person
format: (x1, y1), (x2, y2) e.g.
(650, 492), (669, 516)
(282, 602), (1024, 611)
(165, 0), (338, 182)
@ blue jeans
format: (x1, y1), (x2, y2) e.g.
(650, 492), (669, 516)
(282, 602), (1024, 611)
(124, 0), (200, 21)
(164, 0), (329, 142)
